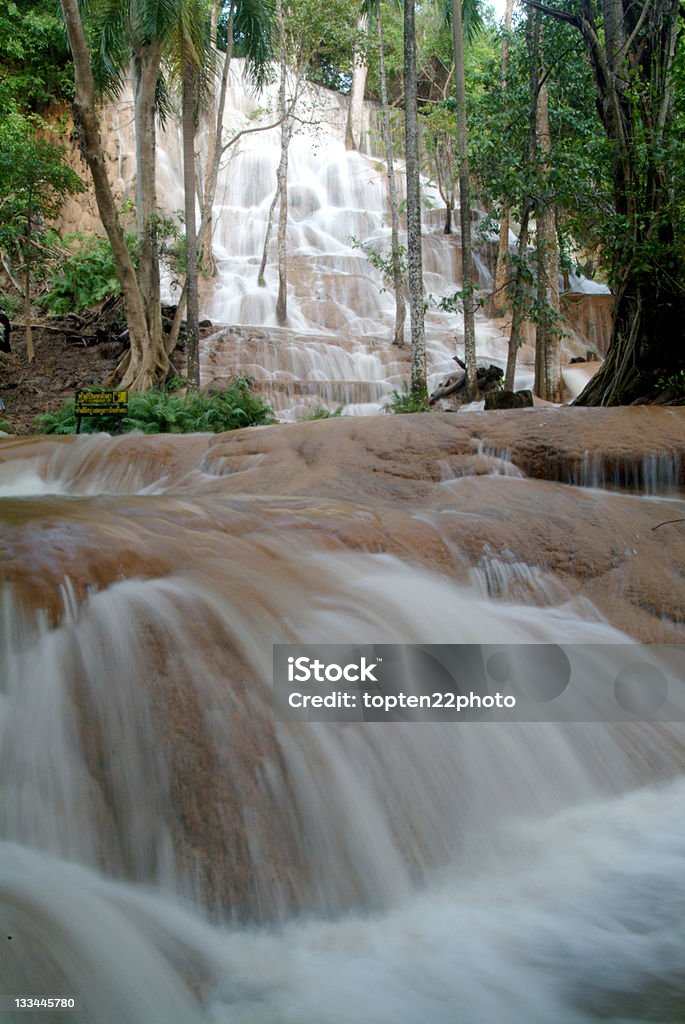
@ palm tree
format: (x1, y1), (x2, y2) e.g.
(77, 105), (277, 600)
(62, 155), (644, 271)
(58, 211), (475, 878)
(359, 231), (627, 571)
(79, 0), (274, 389)
(89, 0), (181, 387)
(165, 0), (213, 391)
(60, 0), (153, 389)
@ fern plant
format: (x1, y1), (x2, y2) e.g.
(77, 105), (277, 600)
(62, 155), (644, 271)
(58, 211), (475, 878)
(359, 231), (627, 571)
(43, 233), (138, 314)
(35, 378), (275, 435)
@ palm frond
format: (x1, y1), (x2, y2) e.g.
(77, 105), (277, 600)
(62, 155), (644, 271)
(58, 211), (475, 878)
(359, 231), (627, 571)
(441, 0), (485, 42)
(234, 0), (276, 91)
(87, 0), (131, 98)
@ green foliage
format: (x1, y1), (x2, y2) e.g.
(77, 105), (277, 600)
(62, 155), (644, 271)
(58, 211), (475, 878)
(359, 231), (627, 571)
(0, 0), (73, 111)
(282, 0), (359, 91)
(300, 405), (343, 420)
(349, 235), (407, 290)
(657, 370), (685, 399)
(385, 382), (430, 414)
(35, 379), (275, 435)
(436, 285), (485, 314)
(365, 1), (404, 105)
(0, 112), (84, 291)
(218, 0), (276, 90)
(0, 293), (21, 320)
(43, 234), (137, 314)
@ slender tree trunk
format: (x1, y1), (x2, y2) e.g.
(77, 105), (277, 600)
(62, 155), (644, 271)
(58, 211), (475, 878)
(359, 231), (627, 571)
(505, 8), (544, 393)
(22, 199), (34, 364)
(275, 131), (289, 325)
(258, 182), (280, 288)
(59, 0), (151, 387)
(23, 263), (33, 364)
(132, 42), (167, 386)
(403, 0), (427, 403)
(198, 1), (235, 274)
(376, 0), (406, 347)
(452, 0), (478, 399)
(533, 30), (562, 402)
(345, 14), (369, 151)
(492, 0), (514, 316)
(275, 5), (290, 325)
(504, 202), (531, 390)
(183, 62), (200, 390)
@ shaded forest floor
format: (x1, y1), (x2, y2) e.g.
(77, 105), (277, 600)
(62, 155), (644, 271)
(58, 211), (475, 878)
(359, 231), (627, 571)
(0, 301), (199, 435)
(0, 328), (123, 436)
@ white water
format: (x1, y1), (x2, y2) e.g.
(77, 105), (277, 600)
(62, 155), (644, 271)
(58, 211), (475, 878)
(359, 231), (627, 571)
(145, 62), (603, 417)
(1, 436), (684, 1022)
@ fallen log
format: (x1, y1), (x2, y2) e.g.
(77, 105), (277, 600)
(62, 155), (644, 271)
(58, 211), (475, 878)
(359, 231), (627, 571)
(430, 362), (504, 404)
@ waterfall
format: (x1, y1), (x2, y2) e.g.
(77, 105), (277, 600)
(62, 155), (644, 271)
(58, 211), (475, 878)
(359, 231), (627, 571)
(57, 61), (608, 419)
(1, 421), (684, 1022)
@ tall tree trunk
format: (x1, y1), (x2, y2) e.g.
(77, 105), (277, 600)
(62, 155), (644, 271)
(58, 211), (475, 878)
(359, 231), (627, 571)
(491, 0), (514, 316)
(59, 0), (151, 388)
(275, 133), (289, 325)
(275, 4), (290, 325)
(23, 264), (33, 364)
(132, 42), (167, 386)
(533, 27), (562, 402)
(534, 0), (685, 405)
(198, 1), (235, 274)
(505, 7), (545, 393)
(376, 0), (406, 348)
(504, 202), (531, 390)
(403, 0), (427, 402)
(23, 203), (34, 364)
(452, 0), (478, 399)
(345, 14), (369, 151)
(183, 62), (200, 391)
(258, 181), (280, 288)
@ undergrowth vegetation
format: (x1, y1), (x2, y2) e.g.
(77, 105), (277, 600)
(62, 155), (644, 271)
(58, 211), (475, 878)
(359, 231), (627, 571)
(385, 383), (430, 414)
(43, 234), (137, 314)
(300, 405), (343, 420)
(35, 378), (275, 435)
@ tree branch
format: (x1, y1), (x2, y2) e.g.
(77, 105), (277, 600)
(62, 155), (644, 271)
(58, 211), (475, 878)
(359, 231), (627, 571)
(520, 0), (580, 26)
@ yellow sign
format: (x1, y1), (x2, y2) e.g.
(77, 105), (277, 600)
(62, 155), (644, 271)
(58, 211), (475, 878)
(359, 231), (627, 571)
(75, 390), (128, 417)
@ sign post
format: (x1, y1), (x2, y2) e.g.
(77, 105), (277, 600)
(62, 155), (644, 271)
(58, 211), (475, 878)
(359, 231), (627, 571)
(75, 390), (128, 434)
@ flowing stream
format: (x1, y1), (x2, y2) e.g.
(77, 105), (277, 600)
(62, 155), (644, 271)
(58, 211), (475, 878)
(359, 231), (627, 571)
(1, 426), (684, 1023)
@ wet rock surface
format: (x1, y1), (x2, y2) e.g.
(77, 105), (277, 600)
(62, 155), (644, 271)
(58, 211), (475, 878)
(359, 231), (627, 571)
(1, 408), (684, 638)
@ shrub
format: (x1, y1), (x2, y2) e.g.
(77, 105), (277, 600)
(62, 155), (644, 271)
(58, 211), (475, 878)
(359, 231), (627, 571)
(34, 378), (275, 435)
(300, 405), (343, 421)
(0, 292), (21, 320)
(43, 233), (137, 314)
(385, 382), (430, 414)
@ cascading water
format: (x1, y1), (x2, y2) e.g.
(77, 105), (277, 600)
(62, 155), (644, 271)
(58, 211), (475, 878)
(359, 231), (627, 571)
(1, 413), (684, 1023)
(127, 61), (608, 418)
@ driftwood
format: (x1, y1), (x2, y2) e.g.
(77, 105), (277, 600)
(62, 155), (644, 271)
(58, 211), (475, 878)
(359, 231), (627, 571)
(429, 356), (504, 405)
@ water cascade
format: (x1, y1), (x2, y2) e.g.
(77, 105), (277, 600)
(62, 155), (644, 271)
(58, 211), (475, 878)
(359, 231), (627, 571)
(1, 407), (684, 1022)
(59, 63), (610, 418)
